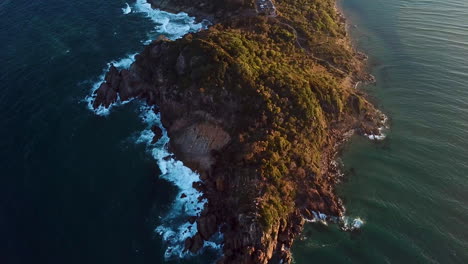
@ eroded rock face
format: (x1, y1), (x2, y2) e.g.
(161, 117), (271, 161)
(93, 66), (120, 108)
(170, 121), (231, 171)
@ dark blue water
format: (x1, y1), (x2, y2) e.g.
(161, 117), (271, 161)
(1, 0), (467, 263)
(0, 1), (211, 263)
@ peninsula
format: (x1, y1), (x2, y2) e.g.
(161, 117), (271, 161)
(92, 0), (384, 263)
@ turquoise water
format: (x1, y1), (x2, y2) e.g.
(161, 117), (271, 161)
(1, 0), (467, 263)
(293, 0), (468, 263)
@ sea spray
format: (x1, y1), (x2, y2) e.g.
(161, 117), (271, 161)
(85, 1), (207, 115)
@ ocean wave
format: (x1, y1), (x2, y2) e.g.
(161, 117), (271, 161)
(84, 2), (215, 259)
(136, 106), (206, 218)
(137, 105), (222, 259)
(305, 211), (365, 231)
(122, 3), (132, 15)
(83, 53), (137, 116)
(133, 0), (209, 40)
(86, 85), (218, 258)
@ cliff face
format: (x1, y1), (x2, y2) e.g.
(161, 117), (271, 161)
(93, 1), (383, 263)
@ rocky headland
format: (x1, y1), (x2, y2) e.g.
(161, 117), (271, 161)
(93, 0), (384, 263)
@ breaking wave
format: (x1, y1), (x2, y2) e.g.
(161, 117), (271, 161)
(84, 1), (214, 259)
(84, 53), (137, 116)
(134, 0), (210, 41)
(305, 211), (365, 231)
(136, 106), (222, 259)
(122, 3), (132, 14)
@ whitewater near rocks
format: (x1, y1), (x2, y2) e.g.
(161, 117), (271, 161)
(85, 1), (216, 259)
(84, 0), (384, 263)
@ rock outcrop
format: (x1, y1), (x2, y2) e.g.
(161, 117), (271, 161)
(93, 0), (384, 263)
(147, 0), (250, 22)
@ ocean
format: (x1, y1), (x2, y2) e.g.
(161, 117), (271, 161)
(0, 0), (467, 263)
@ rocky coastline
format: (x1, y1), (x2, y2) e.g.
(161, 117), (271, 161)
(92, 0), (384, 263)
(147, 0), (250, 23)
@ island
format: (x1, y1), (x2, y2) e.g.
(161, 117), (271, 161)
(92, 0), (384, 263)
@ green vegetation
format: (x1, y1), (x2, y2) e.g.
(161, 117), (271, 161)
(141, 0), (379, 231)
(274, 0), (358, 72)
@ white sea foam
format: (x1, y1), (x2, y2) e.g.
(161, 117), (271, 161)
(366, 133), (386, 140)
(84, 3), (215, 258)
(305, 211), (329, 226)
(85, 81), (212, 257)
(136, 108), (206, 217)
(340, 216), (365, 231)
(305, 211), (365, 231)
(365, 113), (389, 141)
(122, 3), (132, 14)
(84, 53), (137, 116)
(136, 106), (223, 259)
(85, 1), (207, 116)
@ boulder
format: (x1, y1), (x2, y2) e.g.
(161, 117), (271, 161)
(93, 82), (117, 108)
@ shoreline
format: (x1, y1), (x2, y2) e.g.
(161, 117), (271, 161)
(90, 0), (385, 263)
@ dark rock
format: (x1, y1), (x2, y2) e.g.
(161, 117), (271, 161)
(93, 82), (117, 108)
(197, 214), (217, 240)
(151, 125), (163, 144)
(175, 53), (186, 76)
(118, 69), (137, 101)
(188, 216), (197, 224)
(184, 237), (193, 251)
(150, 44), (162, 58)
(192, 181), (203, 190)
(215, 176), (225, 191)
(188, 233), (204, 253)
(105, 65), (121, 91)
